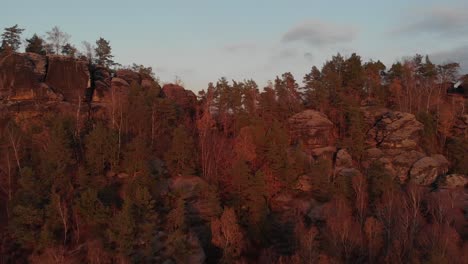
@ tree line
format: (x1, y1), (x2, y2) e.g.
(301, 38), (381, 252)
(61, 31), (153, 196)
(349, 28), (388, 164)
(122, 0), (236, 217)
(0, 23), (467, 263)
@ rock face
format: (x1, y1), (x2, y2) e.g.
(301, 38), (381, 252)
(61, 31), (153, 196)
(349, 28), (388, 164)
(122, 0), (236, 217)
(0, 52), (48, 100)
(162, 84), (197, 111)
(452, 114), (468, 139)
(115, 69), (141, 85)
(90, 66), (111, 102)
(288, 110), (335, 156)
(363, 109), (451, 185)
(368, 111), (424, 150)
(441, 174), (468, 188)
(45, 55), (90, 102)
(410, 155), (449, 185)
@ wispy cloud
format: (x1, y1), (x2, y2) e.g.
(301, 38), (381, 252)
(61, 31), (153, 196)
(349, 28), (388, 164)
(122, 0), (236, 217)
(304, 52), (314, 62)
(431, 44), (468, 72)
(394, 6), (468, 37)
(224, 42), (258, 53)
(281, 20), (358, 47)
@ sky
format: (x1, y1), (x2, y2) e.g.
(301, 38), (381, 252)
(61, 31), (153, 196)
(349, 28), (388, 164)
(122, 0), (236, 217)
(2, 0), (468, 91)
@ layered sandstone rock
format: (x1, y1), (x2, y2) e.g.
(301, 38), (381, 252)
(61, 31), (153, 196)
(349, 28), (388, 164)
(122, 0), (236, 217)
(45, 55), (90, 102)
(115, 69), (141, 85)
(90, 66), (111, 102)
(410, 155), (449, 185)
(368, 111), (424, 150)
(162, 84), (197, 111)
(0, 52), (48, 100)
(441, 174), (467, 188)
(288, 110), (335, 156)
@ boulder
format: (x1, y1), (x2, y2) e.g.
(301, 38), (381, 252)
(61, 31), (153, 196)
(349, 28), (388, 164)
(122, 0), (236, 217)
(295, 174), (313, 192)
(288, 110), (335, 155)
(0, 52), (48, 100)
(115, 69), (141, 85)
(366, 147), (383, 159)
(91, 66), (111, 102)
(390, 150), (426, 183)
(141, 78), (156, 89)
(452, 114), (468, 139)
(270, 191), (317, 216)
(335, 149), (353, 170)
(368, 111), (423, 150)
(441, 174), (467, 188)
(410, 155), (449, 185)
(45, 55), (90, 102)
(162, 84), (197, 111)
(169, 175), (207, 197)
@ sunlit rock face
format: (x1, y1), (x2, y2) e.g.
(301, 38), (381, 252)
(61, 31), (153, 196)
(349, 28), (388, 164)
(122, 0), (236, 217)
(0, 52), (48, 100)
(288, 109), (336, 156)
(162, 83), (197, 111)
(364, 109), (450, 185)
(45, 55), (90, 102)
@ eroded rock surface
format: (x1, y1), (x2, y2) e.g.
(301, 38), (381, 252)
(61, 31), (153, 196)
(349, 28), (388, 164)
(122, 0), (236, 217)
(288, 110), (335, 156)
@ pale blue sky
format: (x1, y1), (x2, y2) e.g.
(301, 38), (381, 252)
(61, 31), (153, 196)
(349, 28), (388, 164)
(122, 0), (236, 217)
(2, 0), (468, 91)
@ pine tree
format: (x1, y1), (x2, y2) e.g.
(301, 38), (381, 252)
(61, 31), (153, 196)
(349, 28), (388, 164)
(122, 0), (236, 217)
(85, 122), (119, 174)
(1, 24), (24, 52)
(61, 43), (77, 57)
(95, 37), (115, 67)
(164, 125), (198, 176)
(25, 34), (46, 55)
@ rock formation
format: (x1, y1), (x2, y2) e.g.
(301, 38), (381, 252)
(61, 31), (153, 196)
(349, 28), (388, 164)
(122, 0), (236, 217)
(288, 110), (336, 156)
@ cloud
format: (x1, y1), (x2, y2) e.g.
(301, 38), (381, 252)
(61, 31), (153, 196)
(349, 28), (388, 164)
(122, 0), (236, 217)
(281, 20), (358, 46)
(224, 42), (258, 53)
(277, 49), (297, 59)
(304, 52), (314, 62)
(394, 6), (468, 37)
(431, 45), (468, 72)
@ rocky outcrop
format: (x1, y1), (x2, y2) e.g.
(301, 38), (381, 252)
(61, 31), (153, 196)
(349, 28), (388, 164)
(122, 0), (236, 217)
(452, 114), (468, 139)
(335, 149), (353, 171)
(0, 52), (49, 100)
(440, 174), (467, 188)
(90, 66), (111, 102)
(45, 55), (90, 102)
(115, 69), (141, 85)
(368, 111), (424, 150)
(162, 84), (197, 111)
(363, 109), (451, 185)
(410, 155), (449, 185)
(288, 110), (335, 156)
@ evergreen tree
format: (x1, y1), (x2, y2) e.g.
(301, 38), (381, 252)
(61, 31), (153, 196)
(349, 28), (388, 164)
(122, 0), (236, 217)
(1, 24), (24, 51)
(61, 43), (77, 57)
(85, 122), (119, 174)
(25, 34), (46, 55)
(164, 125), (198, 176)
(10, 167), (49, 248)
(108, 180), (159, 262)
(95, 37), (115, 67)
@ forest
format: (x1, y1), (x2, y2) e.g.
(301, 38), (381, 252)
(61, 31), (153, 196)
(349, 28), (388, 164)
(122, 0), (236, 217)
(0, 25), (467, 263)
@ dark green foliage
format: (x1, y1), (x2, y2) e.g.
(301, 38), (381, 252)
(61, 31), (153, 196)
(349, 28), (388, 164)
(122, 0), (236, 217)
(9, 167), (49, 248)
(416, 111), (439, 154)
(85, 122), (119, 174)
(108, 179), (159, 261)
(366, 161), (396, 203)
(1, 24), (24, 51)
(95, 37), (115, 67)
(446, 137), (468, 174)
(25, 34), (46, 55)
(164, 125), (198, 176)
(341, 105), (368, 160)
(61, 43), (77, 57)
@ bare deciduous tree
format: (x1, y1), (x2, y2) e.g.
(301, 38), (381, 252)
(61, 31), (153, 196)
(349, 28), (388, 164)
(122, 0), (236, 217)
(46, 26), (70, 54)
